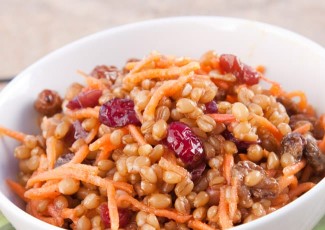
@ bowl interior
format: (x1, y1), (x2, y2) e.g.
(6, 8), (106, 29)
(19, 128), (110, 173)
(0, 16), (325, 229)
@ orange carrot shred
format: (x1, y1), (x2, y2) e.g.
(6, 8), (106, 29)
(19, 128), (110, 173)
(128, 124), (147, 146)
(117, 194), (192, 223)
(288, 182), (315, 199)
(301, 165), (313, 182)
(223, 153), (234, 185)
(226, 95), (237, 103)
(286, 90), (308, 111)
(24, 183), (60, 200)
(65, 107), (100, 119)
(46, 136), (57, 170)
(84, 122), (100, 144)
(0, 125), (26, 142)
(229, 178), (238, 220)
(77, 70), (108, 90)
(278, 175), (296, 193)
(70, 144), (89, 164)
(159, 157), (190, 178)
(107, 182), (119, 230)
(251, 113), (283, 143)
(188, 219), (215, 230)
(207, 113), (236, 124)
(239, 154), (249, 161)
(124, 61), (200, 90)
(218, 186), (233, 229)
(293, 123), (312, 134)
(6, 179), (29, 202)
(271, 193), (290, 206)
(283, 159), (306, 176)
(143, 75), (190, 121)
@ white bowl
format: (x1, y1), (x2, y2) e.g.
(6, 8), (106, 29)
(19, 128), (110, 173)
(1, 16), (325, 230)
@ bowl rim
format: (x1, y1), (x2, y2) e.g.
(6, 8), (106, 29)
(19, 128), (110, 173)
(1, 16), (325, 229)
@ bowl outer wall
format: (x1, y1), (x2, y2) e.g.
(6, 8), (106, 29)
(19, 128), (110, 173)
(0, 16), (324, 230)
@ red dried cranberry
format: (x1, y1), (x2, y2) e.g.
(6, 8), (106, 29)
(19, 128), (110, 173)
(204, 100), (218, 114)
(166, 122), (205, 167)
(99, 203), (131, 228)
(99, 98), (140, 127)
(222, 129), (260, 152)
(66, 89), (102, 110)
(63, 121), (88, 146)
(189, 161), (206, 182)
(219, 54), (260, 85)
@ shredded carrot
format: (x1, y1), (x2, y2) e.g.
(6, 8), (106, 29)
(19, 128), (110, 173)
(24, 183), (59, 200)
(211, 78), (232, 90)
(107, 182), (119, 230)
(70, 144), (89, 164)
(47, 204), (64, 227)
(208, 113), (236, 124)
(37, 154), (49, 172)
(143, 75), (191, 121)
(289, 176), (299, 190)
(188, 219), (215, 230)
(0, 125), (26, 142)
(159, 157), (190, 178)
(260, 75), (283, 96)
(218, 186), (233, 229)
(278, 175), (297, 193)
(6, 179), (28, 202)
(128, 124), (147, 146)
(301, 165), (313, 182)
(293, 123), (312, 134)
(317, 115), (325, 152)
(283, 159), (306, 176)
(95, 145), (114, 164)
(27, 201), (58, 226)
(46, 136), (57, 170)
(288, 182), (315, 199)
(223, 153), (234, 185)
(117, 194), (192, 223)
(65, 107), (100, 119)
(89, 133), (111, 151)
(239, 153), (249, 161)
(256, 65), (266, 74)
(77, 70), (108, 90)
(271, 193), (290, 206)
(251, 113), (283, 143)
(27, 164), (133, 194)
(123, 61), (200, 90)
(226, 95), (237, 103)
(84, 122), (100, 144)
(129, 51), (161, 74)
(285, 90), (308, 111)
(61, 208), (78, 222)
(229, 178), (238, 220)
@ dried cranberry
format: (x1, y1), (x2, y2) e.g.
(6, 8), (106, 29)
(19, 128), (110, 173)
(63, 121), (88, 146)
(54, 153), (74, 168)
(99, 203), (131, 228)
(166, 122), (205, 167)
(189, 161), (206, 182)
(99, 98), (140, 127)
(222, 129), (260, 152)
(204, 100), (218, 114)
(219, 54), (260, 85)
(66, 89), (102, 110)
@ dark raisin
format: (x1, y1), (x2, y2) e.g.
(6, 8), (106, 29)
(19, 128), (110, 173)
(34, 89), (62, 116)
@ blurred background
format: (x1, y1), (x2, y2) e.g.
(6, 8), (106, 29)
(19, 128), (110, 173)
(1, 0), (325, 78)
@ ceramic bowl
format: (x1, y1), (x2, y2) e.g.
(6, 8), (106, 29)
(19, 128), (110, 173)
(0, 17), (325, 230)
